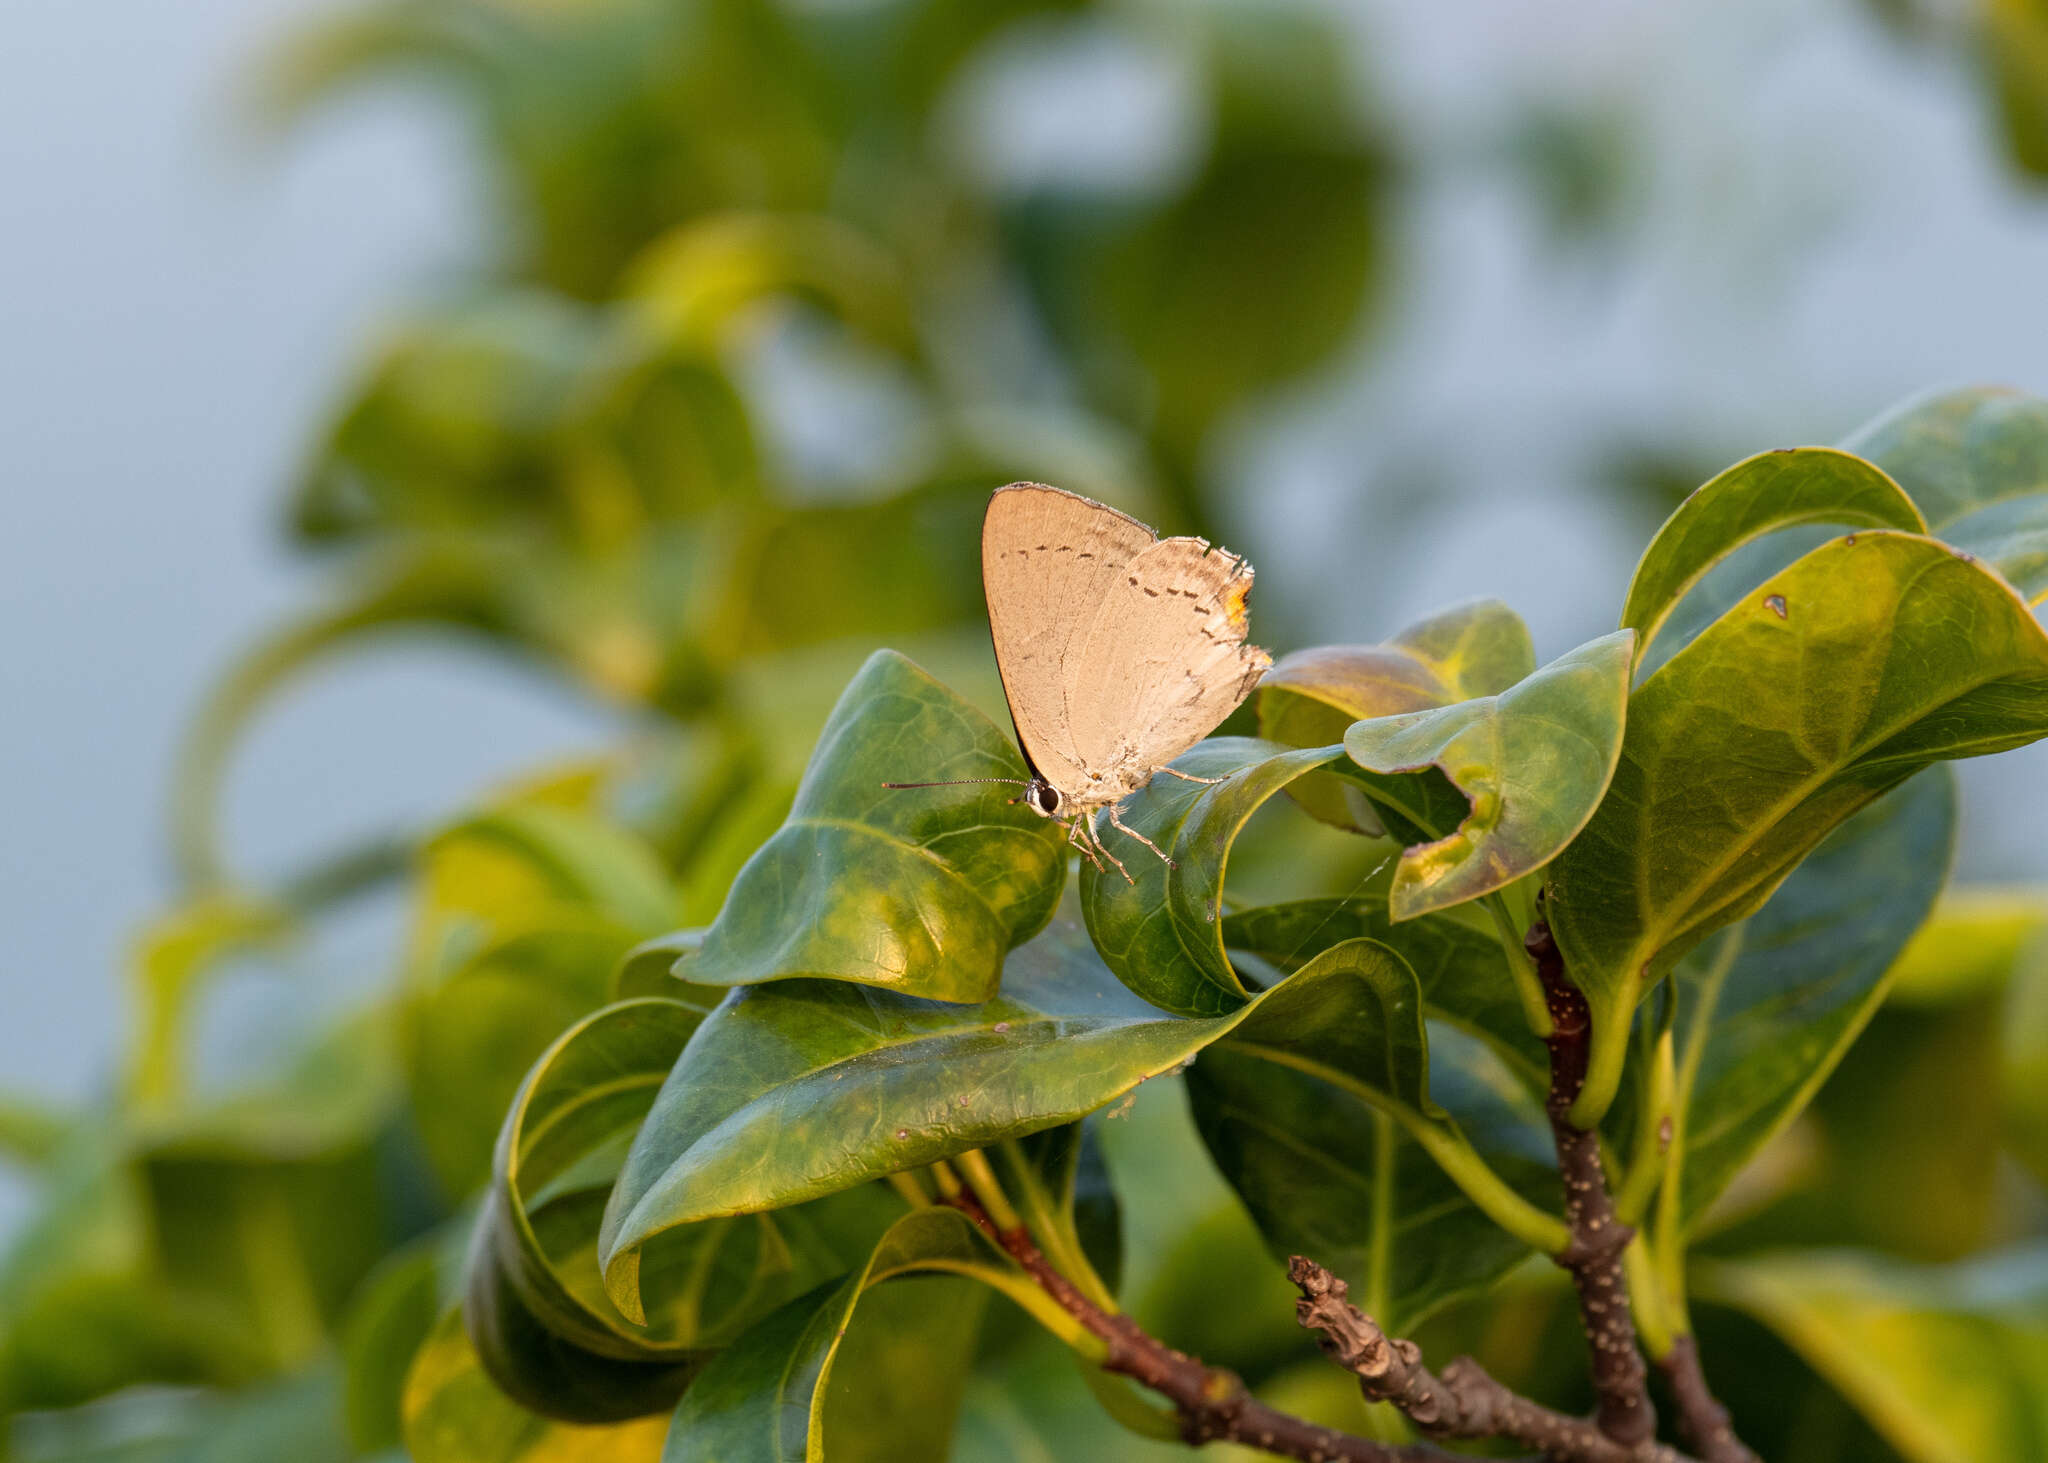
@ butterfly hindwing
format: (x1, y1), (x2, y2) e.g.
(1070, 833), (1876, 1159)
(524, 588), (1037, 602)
(1063, 534), (1269, 780)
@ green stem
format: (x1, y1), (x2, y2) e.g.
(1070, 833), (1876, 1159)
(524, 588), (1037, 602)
(1367, 1111), (1395, 1322)
(1624, 1233), (1677, 1361)
(954, 1148), (1022, 1234)
(995, 1139), (1117, 1314)
(1403, 1117), (1571, 1256)
(886, 1170), (931, 1209)
(1615, 1028), (1676, 1225)
(1485, 893), (1554, 1038)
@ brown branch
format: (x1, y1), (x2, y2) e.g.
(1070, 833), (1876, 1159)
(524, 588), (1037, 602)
(1292, 1257), (1695, 1463)
(941, 1191), (1461, 1463)
(1657, 1338), (1759, 1463)
(1527, 921), (1658, 1448)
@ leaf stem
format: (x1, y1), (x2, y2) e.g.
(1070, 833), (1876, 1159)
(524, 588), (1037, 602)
(1401, 1118), (1571, 1256)
(954, 1148), (1022, 1234)
(1615, 1028), (1676, 1226)
(887, 1169), (931, 1208)
(1485, 893), (1555, 1038)
(1623, 1233), (1675, 1361)
(995, 1138), (1117, 1314)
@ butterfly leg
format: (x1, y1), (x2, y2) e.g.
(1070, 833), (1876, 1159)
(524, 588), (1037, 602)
(1083, 812), (1134, 885)
(1107, 803), (1177, 870)
(1063, 815), (1106, 874)
(1156, 766), (1225, 786)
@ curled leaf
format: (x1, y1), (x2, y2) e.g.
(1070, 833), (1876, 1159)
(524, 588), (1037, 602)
(1343, 631), (1633, 921)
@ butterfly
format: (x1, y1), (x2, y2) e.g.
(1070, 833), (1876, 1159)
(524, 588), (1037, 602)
(887, 483), (1271, 882)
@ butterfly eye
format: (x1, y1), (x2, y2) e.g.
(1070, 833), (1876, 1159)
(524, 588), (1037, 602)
(1026, 782), (1060, 816)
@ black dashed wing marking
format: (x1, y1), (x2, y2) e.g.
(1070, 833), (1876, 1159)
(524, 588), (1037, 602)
(982, 484), (1158, 796)
(1063, 535), (1268, 776)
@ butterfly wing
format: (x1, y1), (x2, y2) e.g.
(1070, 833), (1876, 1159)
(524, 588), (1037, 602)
(982, 484), (1158, 795)
(1063, 534), (1270, 780)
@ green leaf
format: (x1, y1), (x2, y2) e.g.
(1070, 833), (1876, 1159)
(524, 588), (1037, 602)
(1258, 600), (1535, 831)
(1344, 631), (1633, 921)
(1846, 386), (2048, 605)
(676, 650), (1065, 1004)
(1077, 738), (1348, 1017)
(1696, 1246), (2048, 1463)
(463, 997), (902, 1417)
(405, 922), (629, 1198)
(1222, 895), (1543, 1072)
(1184, 938), (1567, 1293)
(473, 998), (706, 1366)
(1547, 531), (2048, 1123)
(1620, 448), (1925, 667)
(662, 1211), (1014, 1463)
(599, 921), (1239, 1317)
(1656, 768), (1957, 1231)
(402, 1308), (672, 1463)
(1189, 1011), (1557, 1332)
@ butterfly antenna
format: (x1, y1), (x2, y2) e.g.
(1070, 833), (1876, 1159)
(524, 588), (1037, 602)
(880, 777), (1030, 790)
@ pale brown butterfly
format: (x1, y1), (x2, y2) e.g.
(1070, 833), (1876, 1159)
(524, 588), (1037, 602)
(885, 483), (1271, 883)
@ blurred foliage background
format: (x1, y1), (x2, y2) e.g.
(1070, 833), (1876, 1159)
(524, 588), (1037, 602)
(5, 0), (2048, 1459)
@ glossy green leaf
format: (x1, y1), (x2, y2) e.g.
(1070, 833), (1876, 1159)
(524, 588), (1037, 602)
(474, 998), (706, 1366)
(1344, 631), (1633, 921)
(1846, 385), (2048, 604)
(1620, 448), (1925, 666)
(664, 1211), (1018, 1463)
(676, 650), (1065, 1003)
(1697, 1246), (2048, 1463)
(1258, 600), (1535, 831)
(1078, 738), (1347, 1017)
(463, 997), (901, 1421)
(1189, 1012), (1558, 1332)
(613, 930), (722, 1005)
(1547, 531), (2048, 1123)
(1654, 768), (1957, 1231)
(405, 922), (630, 1198)
(599, 920), (1242, 1317)
(402, 1308), (672, 1463)
(1185, 938), (1567, 1284)
(1221, 895), (1544, 1078)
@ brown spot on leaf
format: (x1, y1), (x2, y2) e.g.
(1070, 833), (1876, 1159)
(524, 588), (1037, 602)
(1764, 594), (1788, 619)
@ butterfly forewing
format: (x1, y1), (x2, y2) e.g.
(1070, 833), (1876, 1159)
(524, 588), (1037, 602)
(982, 484), (1157, 794)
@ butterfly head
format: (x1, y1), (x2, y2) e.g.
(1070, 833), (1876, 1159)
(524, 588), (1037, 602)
(1022, 779), (1061, 818)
